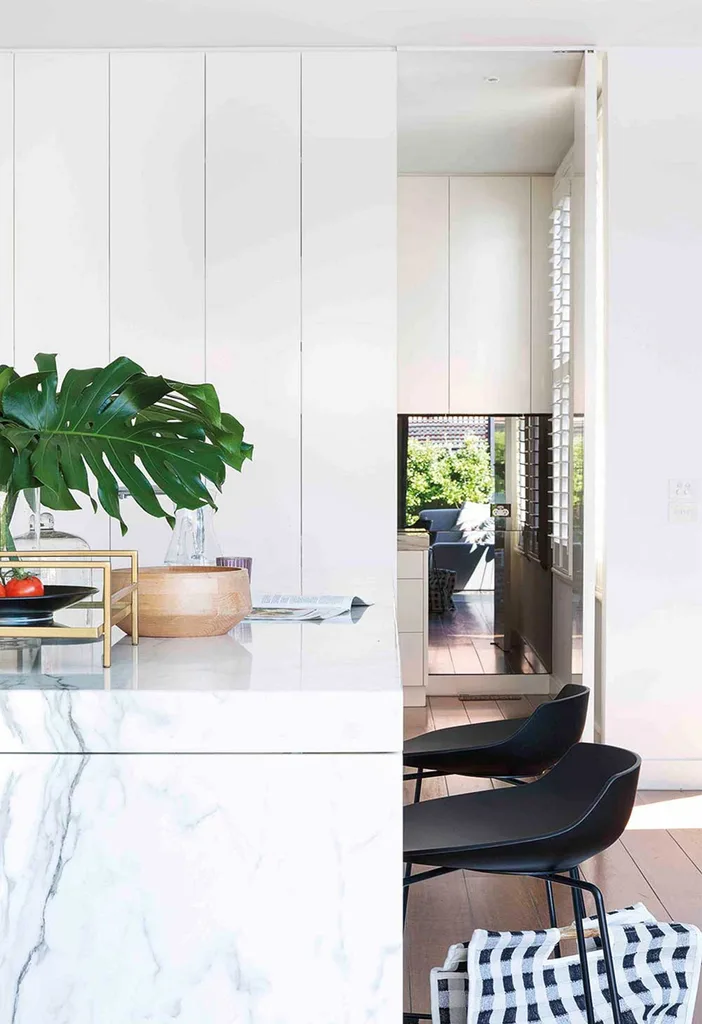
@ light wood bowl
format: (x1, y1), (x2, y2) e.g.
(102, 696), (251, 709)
(111, 565), (252, 638)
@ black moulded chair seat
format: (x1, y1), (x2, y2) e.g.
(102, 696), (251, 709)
(403, 743), (642, 1024)
(404, 742), (640, 875)
(404, 683), (589, 783)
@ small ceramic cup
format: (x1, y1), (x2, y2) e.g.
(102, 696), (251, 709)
(216, 556), (253, 583)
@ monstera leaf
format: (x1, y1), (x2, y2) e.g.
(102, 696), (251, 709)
(0, 353), (252, 535)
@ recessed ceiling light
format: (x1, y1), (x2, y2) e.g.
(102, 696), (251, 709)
(484, 76), (500, 84)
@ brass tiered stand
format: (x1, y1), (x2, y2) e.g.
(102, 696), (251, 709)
(0, 550), (139, 668)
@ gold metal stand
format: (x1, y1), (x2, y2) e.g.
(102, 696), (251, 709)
(0, 550), (139, 668)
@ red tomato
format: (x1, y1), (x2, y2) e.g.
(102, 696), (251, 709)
(0, 583), (6, 597)
(5, 575), (44, 598)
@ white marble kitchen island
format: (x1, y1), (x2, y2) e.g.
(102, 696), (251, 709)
(0, 606), (402, 1024)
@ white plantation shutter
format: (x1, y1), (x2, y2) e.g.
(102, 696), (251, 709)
(517, 415), (527, 548)
(518, 415), (543, 561)
(550, 194), (572, 575)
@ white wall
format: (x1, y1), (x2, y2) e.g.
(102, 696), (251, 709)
(0, 50), (397, 601)
(604, 48), (702, 786)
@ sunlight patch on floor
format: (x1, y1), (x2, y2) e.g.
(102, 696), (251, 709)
(627, 793), (702, 831)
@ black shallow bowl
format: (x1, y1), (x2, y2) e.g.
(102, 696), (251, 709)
(0, 585), (98, 626)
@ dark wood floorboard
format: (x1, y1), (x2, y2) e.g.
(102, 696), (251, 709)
(462, 698), (504, 725)
(526, 693), (553, 710)
(404, 698), (702, 1020)
(428, 592), (549, 678)
(496, 695), (534, 720)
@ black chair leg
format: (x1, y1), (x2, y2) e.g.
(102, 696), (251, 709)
(413, 766), (424, 803)
(571, 866), (589, 931)
(569, 869), (596, 1024)
(403, 769), (421, 927)
(589, 880), (623, 1024)
(543, 871), (624, 1024)
(403, 868), (411, 928)
(403, 769), (425, 927)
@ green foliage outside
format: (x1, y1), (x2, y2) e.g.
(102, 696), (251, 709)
(572, 432), (584, 530)
(406, 436), (494, 525)
(493, 430), (505, 473)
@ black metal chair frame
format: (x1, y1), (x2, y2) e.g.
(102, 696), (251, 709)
(403, 864), (623, 1024)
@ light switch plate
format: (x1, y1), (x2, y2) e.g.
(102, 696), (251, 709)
(669, 501), (698, 523)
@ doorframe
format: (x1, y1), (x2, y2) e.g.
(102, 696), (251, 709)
(397, 46), (602, 712)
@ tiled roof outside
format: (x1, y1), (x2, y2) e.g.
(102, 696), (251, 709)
(408, 415), (490, 451)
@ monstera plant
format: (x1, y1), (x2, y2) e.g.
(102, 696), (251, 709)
(0, 353), (252, 549)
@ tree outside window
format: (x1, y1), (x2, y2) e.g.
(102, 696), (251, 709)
(406, 436), (494, 525)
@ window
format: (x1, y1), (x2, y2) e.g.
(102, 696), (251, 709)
(550, 194), (572, 575)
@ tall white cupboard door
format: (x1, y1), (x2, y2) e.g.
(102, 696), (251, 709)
(206, 53), (301, 592)
(301, 52), (397, 601)
(14, 53), (110, 549)
(530, 176), (554, 414)
(449, 176), (531, 414)
(110, 53), (205, 560)
(0, 55), (12, 367)
(398, 176), (449, 413)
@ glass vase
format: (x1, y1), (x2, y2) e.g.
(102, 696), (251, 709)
(164, 506), (222, 566)
(0, 488), (24, 552)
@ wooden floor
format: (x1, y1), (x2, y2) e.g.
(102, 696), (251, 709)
(428, 593), (547, 676)
(404, 696), (702, 1021)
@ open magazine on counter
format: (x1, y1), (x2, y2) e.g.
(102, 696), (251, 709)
(246, 594), (370, 621)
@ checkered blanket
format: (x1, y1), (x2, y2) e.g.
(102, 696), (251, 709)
(429, 905), (702, 1024)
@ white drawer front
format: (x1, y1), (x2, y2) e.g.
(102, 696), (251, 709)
(397, 578), (425, 633)
(398, 550), (426, 580)
(399, 632), (425, 688)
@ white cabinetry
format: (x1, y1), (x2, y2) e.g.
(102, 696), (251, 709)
(397, 547), (428, 706)
(449, 175), (531, 413)
(398, 174), (553, 415)
(13, 53), (110, 549)
(0, 55), (11, 366)
(110, 52), (205, 561)
(0, 51), (398, 602)
(206, 52), (302, 593)
(398, 176), (448, 413)
(302, 52), (397, 601)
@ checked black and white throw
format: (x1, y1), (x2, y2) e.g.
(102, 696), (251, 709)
(429, 905), (702, 1024)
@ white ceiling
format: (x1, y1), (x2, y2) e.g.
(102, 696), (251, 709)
(399, 51), (581, 174)
(1, 0), (702, 48)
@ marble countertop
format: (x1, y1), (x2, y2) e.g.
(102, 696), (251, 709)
(0, 604), (402, 755)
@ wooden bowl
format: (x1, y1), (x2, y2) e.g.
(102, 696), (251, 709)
(111, 566), (252, 638)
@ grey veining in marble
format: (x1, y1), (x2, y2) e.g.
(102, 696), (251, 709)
(0, 752), (401, 1024)
(0, 600), (402, 1024)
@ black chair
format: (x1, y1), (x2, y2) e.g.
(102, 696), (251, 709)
(404, 683), (590, 802)
(404, 683), (590, 950)
(403, 742), (641, 1024)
